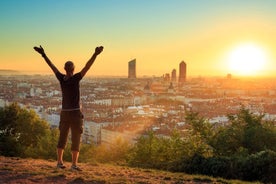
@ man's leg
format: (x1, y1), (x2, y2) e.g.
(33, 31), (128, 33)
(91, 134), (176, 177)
(70, 150), (82, 171)
(57, 111), (70, 168)
(57, 148), (64, 164)
(70, 111), (83, 171)
(72, 150), (79, 166)
(71, 132), (81, 168)
(56, 148), (66, 169)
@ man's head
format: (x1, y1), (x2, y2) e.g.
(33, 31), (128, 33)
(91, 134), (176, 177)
(64, 61), (75, 74)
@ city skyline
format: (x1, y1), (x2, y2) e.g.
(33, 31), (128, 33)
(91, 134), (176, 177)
(1, 1), (276, 77)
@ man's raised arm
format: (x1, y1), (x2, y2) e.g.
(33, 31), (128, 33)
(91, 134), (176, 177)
(33, 45), (59, 74)
(80, 46), (104, 77)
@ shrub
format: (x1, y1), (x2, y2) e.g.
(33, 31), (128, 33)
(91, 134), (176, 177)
(182, 150), (276, 183)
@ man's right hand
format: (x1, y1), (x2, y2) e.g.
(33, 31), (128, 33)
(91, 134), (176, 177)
(33, 45), (45, 55)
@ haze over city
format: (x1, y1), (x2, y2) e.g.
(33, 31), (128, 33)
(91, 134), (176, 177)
(1, 0), (276, 77)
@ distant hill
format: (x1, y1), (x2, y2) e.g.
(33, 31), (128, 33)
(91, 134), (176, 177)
(0, 69), (21, 75)
(0, 156), (253, 184)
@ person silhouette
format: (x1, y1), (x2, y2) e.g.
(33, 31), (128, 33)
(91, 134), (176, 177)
(34, 45), (103, 171)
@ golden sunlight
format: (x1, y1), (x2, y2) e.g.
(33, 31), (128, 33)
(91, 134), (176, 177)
(226, 43), (268, 76)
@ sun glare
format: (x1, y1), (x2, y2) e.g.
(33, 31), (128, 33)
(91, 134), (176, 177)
(227, 43), (267, 76)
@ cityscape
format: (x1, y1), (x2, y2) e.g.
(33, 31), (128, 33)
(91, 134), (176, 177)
(1, 1), (276, 182)
(1, 59), (276, 146)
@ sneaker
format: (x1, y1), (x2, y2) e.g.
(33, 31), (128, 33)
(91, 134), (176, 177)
(71, 165), (82, 171)
(57, 163), (66, 169)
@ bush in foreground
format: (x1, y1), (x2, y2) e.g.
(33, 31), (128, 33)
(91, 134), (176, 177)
(174, 150), (276, 183)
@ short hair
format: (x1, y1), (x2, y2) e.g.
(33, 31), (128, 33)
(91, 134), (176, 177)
(64, 61), (75, 72)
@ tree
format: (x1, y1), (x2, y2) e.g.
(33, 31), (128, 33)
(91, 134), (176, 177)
(184, 111), (214, 157)
(0, 103), (58, 158)
(211, 108), (276, 156)
(0, 103), (21, 156)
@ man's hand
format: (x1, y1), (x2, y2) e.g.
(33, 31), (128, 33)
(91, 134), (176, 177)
(94, 46), (104, 55)
(81, 46), (104, 77)
(33, 45), (45, 55)
(33, 45), (59, 74)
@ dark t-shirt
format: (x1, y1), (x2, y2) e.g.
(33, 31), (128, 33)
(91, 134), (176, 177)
(55, 72), (83, 110)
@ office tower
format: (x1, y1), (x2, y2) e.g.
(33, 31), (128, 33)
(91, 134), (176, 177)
(179, 61), (186, 83)
(171, 69), (176, 82)
(128, 59), (136, 79)
(164, 73), (170, 81)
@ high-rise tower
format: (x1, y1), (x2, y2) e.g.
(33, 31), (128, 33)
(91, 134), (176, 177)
(171, 69), (176, 82)
(128, 59), (136, 79)
(179, 61), (186, 83)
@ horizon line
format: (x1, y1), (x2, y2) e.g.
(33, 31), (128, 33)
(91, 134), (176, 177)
(1, 69), (276, 79)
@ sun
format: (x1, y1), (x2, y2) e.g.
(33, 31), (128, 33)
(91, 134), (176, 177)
(227, 43), (268, 76)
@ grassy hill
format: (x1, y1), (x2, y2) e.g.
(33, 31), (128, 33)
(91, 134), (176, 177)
(0, 156), (260, 184)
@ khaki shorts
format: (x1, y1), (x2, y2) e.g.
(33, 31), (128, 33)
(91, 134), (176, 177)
(57, 110), (84, 151)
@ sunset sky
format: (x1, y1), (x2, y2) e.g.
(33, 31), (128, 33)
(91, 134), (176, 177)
(1, 0), (276, 77)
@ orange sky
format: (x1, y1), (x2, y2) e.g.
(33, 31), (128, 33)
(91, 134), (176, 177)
(1, 1), (276, 77)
